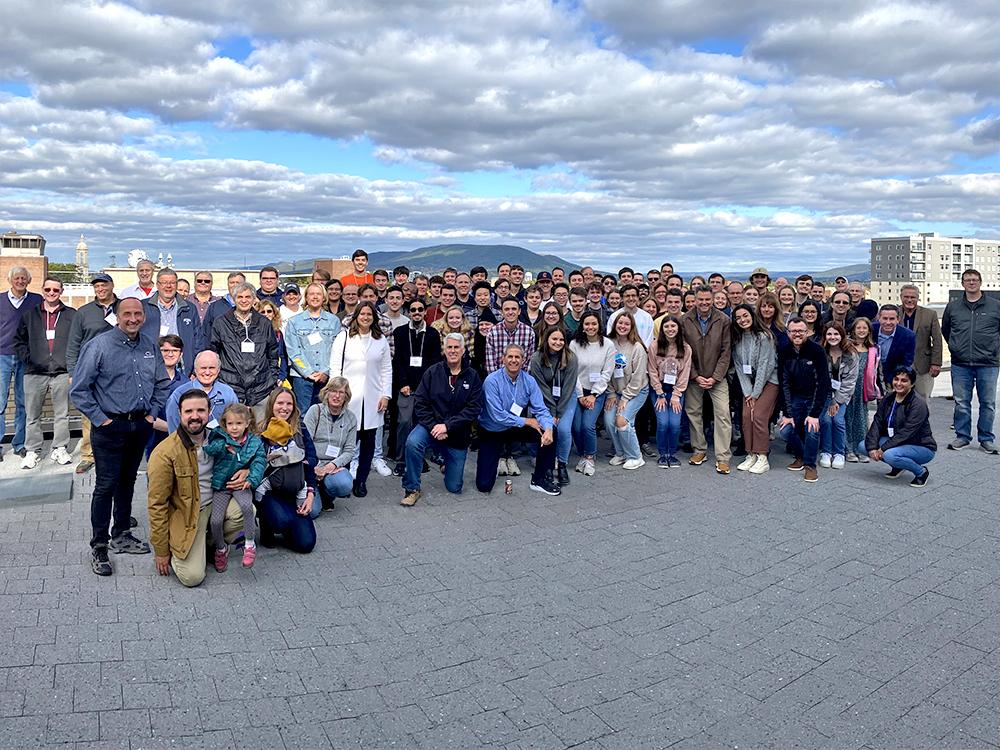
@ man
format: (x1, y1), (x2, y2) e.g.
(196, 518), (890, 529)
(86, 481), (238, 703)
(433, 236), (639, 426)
(794, 274), (813, 306)
(256, 265), (283, 307)
(147, 389), (254, 587)
(581, 266), (595, 287)
(485, 299), (535, 373)
(942, 268), (1000, 452)
(564, 287), (587, 335)
(551, 282), (570, 311)
(749, 267), (769, 292)
(646, 270), (660, 286)
(708, 273), (725, 294)
(810, 281), (828, 312)
(14, 277), (76, 468)
(425, 283), (457, 326)
(899, 285), (942, 400)
(67, 272), (120, 473)
(496, 262), (511, 281)
(189, 270), (218, 325)
(665, 274), (684, 291)
(551, 267), (565, 284)
(176, 279), (190, 300)
(509, 266), (526, 302)
(442, 267), (457, 286)
(848, 282), (879, 320)
(141, 268), (201, 373)
(681, 286), (733, 474)
(209, 282), (280, 424)
(393, 265), (410, 286)
(585, 281), (609, 328)
(606, 285), (654, 345)
(338, 283), (359, 324)
(70, 298), (171, 576)
(401, 281), (417, 303)
(567, 269), (585, 289)
(1, 266), (42, 461)
(279, 283), (303, 329)
(726, 281), (743, 310)
(201, 271), (245, 337)
(401, 333), (483, 506)
(120, 259), (156, 300)
(372, 269), (389, 300)
(618, 267), (635, 285)
(414, 274), (430, 303)
(774, 277), (789, 291)
(383, 286), (408, 331)
(341, 248), (374, 287)
(660, 262), (674, 277)
(454, 272), (475, 312)
(165, 350), (238, 433)
(391, 299), (443, 473)
(535, 271), (554, 302)
(475, 344), (559, 496)
(470, 266), (488, 283)
(778, 316), (831, 482)
(834, 276), (849, 293)
(312, 267), (331, 283)
(876, 305), (916, 386)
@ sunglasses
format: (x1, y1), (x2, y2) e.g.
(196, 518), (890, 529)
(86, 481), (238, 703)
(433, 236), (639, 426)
(196, 279), (212, 284)
(42, 287), (61, 292)
(410, 308), (425, 313)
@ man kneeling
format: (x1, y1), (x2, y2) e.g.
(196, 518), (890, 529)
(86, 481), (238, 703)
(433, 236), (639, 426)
(475, 344), (560, 496)
(147, 389), (255, 587)
(401, 333), (483, 506)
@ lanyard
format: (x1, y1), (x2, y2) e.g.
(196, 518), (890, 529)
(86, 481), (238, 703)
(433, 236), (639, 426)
(409, 326), (428, 359)
(887, 400), (898, 428)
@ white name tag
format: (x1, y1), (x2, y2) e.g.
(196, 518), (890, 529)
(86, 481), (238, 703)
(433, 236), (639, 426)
(742, 364), (752, 375)
(159, 325), (169, 336)
(614, 367), (624, 378)
(46, 329), (55, 341)
(104, 313), (117, 326)
(831, 379), (841, 390)
(663, 373), (677, 385)
(207, 418), (219, 429)
(241, 341), (255, 354)
(325, 445), (341, 458)
(509, 403), (522, 416)
(552, 385), (561, 398)
(887, 427), (895, 437)
(589, 372), (601, 383)
(409, 356), (422, 368)
(307, 332), (323, 346)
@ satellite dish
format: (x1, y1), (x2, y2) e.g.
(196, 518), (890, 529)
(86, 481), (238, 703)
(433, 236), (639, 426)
(127, 249), (149, 268)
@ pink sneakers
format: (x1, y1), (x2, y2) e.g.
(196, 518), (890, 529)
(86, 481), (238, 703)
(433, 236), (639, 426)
(214, 547), (228, 572)
(242, 545), (256, 568)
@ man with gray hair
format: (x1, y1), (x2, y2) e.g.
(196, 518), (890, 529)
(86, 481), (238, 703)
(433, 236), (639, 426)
(899, 284), (942, 400)
(1, 266), (41, 461)
(141, 268), (202, 372)
(120, 258), (157, 300)
(164, 350), (238, 433)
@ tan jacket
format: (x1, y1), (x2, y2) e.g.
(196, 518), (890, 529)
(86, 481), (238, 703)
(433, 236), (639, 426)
(681, 308), (732, 383)
(147, 430), (203, 560)
(906, 305), (942, 375)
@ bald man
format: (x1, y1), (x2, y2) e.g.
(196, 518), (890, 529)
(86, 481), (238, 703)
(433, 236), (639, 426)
(165, 350), (238, 433)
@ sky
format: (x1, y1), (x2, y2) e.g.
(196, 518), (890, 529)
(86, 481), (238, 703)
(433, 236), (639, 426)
(1, 0), (998, 273)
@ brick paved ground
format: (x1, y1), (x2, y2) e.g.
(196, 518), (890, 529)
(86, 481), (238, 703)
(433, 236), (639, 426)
(2, 398), (1000, 749)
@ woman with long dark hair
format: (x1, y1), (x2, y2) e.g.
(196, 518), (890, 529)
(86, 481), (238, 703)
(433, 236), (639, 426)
(529, 326), (579, 485)
(646, 315), (691, 468)
(568, 311), (616, 477)
(730, 304), (779, 474)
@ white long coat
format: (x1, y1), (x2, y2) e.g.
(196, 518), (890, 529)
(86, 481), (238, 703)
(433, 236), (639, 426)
(328, 330), (392, 430)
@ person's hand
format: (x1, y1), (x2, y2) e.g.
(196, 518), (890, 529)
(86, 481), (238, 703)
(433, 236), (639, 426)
(155, 555), (170, 575)
(377, 396), (389, 412)
(314, 464), (330, 478)
(697, 376), (715, 389)
(145, 415), (155, 424)
(930, 365), (941, 378)
(745, 395), (755, 409)
(603, 397), (616, 413)
(523, 417), (541, 434)
(226, 468), (249, 491)
(654, 394), (666, 412)
(827, 403), (839, 417)
(579, 395), (595, 410)
(431, 423), (448, 440)
(400, 386), (411, 396)
(615, 413), (627, 429)
(778, 416), (794, 429)
(100, 419), (112, 427)
(869, 449), (883, 461)
(540, 428), (554, 446)
(670, 394), (682, 414)
(297, 491), (314, 516)
(805, 416), (820, 433)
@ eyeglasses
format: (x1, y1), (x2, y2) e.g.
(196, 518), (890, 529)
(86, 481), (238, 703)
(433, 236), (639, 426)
(832, 300), (850, 305)
(196, 279), (212, 284)
(160, 347), (181, 354)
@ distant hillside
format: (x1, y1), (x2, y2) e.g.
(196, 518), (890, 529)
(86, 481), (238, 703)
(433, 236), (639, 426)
(367, 244), (578, 275)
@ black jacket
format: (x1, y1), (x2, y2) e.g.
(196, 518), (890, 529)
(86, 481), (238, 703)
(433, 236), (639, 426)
(66, 297), (119, 373)
(14, 302), (76, 376)
(392, 324), (442, 392)
(210, 309), (279, 405)
(413, 361), (483, 449)
(942, 294), (1000, 368)
(865, 391), (936, 453)
(778, 338), (831, 418)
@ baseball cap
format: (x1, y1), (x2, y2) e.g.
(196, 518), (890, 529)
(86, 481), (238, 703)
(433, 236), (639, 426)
(750, 267), (769, 277)
(283, 283), (301, 295)
(536, 271), (553, 282)
(91, 273), (113, 284)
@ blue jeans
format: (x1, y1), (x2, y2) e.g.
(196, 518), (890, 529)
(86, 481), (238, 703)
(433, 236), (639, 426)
(572, 391), (606, 457)
(318, 470), (353, 516)
(879, 436), (934, 478)
(290, 376), (321, 412)
(951, 364), (998, 444)
(403, 424), (467, 494)
(650, 389), (683, 458)
(819, 401), (847, 456)
(604, 386), (648, 460)
(554, 398), (577, 464)
(258, 493), (316, 553)
(0, 354), (26, 452)
(779, 396), (820, 467)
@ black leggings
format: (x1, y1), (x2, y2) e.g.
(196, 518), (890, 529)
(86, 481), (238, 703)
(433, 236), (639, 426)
(355, 428), (376, 483)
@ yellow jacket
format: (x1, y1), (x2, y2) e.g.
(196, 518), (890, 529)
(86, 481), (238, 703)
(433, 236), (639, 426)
(147, 429), (203, 559)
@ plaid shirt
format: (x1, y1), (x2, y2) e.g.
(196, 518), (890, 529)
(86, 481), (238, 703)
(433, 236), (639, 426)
(485, 321), (535, 373)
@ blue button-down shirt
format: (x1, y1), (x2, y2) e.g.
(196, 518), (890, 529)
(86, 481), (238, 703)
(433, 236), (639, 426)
(479, 367), (553, 432)
(164, 378), (239, 433)
(157, 297), (179, 335)
(877, 328), (895, 364)
(69, 328), (171, 425)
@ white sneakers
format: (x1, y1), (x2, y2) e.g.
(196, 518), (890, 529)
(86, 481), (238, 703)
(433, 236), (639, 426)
(372, 457), (392, 477)
(736, 454), (757, 471)
(831, 454), (845, 469)
(609, 455), (626, 466)
(581, 459), (595, 476)
(497, 458), (521, 476)
(21, 451), (39, 469)
(50, 447), (72, 465)
(622, 458), (645, 470)
(748, 455), (770, 474)
(818, 453), (833, 468)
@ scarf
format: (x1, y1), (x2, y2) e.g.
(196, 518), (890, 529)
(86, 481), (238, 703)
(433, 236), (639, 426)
(260, 417), (294, 446)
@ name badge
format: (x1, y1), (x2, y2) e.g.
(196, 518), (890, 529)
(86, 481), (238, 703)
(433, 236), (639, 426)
(46, 329), (56, 341)
(663, 373), (677, 385)
(588, 372), (601, 383)
(325, 445), (341, 458)
(241, 341), (255, 354)
(159, 325), (169, 336)
(742, 364), (752, 375)
(887, 427), (895, 437)
(207, 418), (219, 429)
(104, 313), (117, 326)
(552, 385), (561, 398)
(614, 367), (624, 378)
(509, 403), (522, 416)
(409, 356), (422, 368)
(831, 379), (841, 390)
(307, 332), (323, 346)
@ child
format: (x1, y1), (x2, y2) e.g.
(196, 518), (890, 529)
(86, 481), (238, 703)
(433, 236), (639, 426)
(203, 403), (266, 571)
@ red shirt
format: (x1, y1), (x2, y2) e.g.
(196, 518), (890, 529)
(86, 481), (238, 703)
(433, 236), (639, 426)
(340, 272), (374, 288)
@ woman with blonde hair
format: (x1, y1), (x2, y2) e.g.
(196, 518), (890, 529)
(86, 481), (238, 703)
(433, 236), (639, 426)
(431, 306), (474, 359)
(303, 376), (357, 511)
(604, 312), (649, 470)
(256, 299), (289, 383)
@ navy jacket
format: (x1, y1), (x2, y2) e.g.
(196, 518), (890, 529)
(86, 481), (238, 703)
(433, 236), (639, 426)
(879, 325), (916, 382)
(778, 338), (832, 418)
(141, 297), (203, 374)
(413, 361), (483, 449)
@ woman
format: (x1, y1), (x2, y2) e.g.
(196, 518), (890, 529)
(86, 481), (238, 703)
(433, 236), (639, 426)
(823, 290), (856, 330)
(472, 310), (497, 380)
(604, 312), (649, 470)
(742, 286), (760, 308)
(256, 387), (319, 553)
(865, 366), (935, 486)
(324, 279), (345, 315)
(690, 276), (706, 289)
(650, 283), (669, 315)
(845, 316), (882, 463)
(534, 301), (567, 343)
(713, 290), (729, 313)
(285, 282), (341, 409)
(329, 301), (392, 497)
(682, 290), (697, 313)
(798, 300), (823, 341)
(257, 299), (289, 384)
(606, 289), (622, 312)
(432, 306), (474, 359)
(303, 377), (357, 512)
(730, 304), (779, 474)
(519, 285), (543, 327)
(529, 327), (579, 486)
(569, 311), (616, 477)
(777, 285), (797, 324)
(146, 334), (187, 458)
(756, 292), (788, 351)
(641, 296), (660, 322)
(818, 323), (859, 470)
(646, 315), (691, 468)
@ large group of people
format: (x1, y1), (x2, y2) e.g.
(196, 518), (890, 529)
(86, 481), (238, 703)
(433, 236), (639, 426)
(2, 249), (999, 586)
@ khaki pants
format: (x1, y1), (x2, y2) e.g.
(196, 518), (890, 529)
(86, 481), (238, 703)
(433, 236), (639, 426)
(171, 499), (254, 588)
(24, 373), (70, 454)
(915, 372), (934, 401)
(685, 378), (733, 463)
(79, 415), (94, 462)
